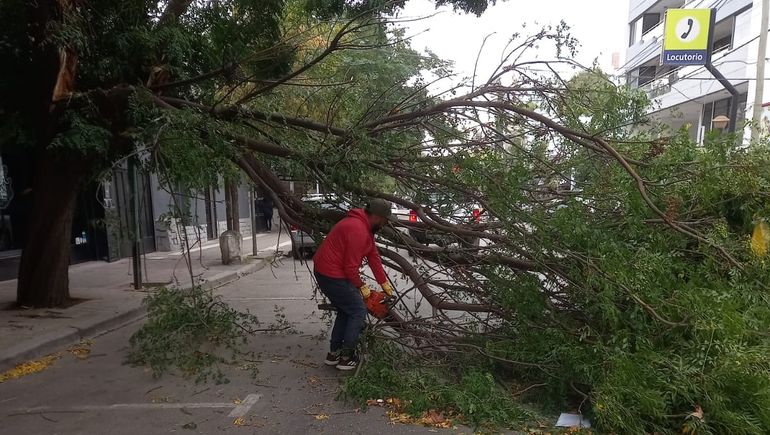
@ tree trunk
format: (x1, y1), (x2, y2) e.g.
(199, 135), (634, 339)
(230, 182), (240, 232)
(16, 153), (88, 308)
(224, 179), (240, 232)
(225, 181), (234, 231)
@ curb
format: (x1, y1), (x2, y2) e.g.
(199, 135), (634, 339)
(196, 256), (271, 291)
(0, 257), (270, 373)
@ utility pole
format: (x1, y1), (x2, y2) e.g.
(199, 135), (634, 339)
(752, 0), (770, 138)
(249, 187), (258, 256)
(127, 157), (142, 290)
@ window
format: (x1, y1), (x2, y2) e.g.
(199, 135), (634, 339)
(711, 15), (735, 54)
(702, 94), (748, 130)
(626, 72), (636, 87)
(629, 18), (642, 47)
(638, 66), (657, 86)
(642, 13), (661, 34)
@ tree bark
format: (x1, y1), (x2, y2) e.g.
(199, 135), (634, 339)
(225, 180), (233, 231)
(224, 179), (240, 232)
(16, 152), (88, 307)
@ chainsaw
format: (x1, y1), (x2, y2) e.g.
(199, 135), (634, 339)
(317, 290), (396, 319)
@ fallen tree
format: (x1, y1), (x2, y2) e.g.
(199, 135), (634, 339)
(155, 18), (770, 431)
(5, 1), (770, 432)
(171, 26), (770, 432)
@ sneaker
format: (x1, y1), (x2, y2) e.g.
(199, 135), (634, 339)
(335, 355), (358, 371)
(324, 352), (340, 366)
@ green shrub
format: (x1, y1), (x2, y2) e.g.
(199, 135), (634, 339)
(343, 340), (535, 430)
(126, 286), (260, 384)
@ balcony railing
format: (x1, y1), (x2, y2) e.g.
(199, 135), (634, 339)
(640, 69), (681, 99)
(641, 20), (663, 41)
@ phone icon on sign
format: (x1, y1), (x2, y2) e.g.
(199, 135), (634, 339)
(681, 18), (694, 40)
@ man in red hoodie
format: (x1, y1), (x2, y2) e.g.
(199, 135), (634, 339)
(313, 199), (394, 370)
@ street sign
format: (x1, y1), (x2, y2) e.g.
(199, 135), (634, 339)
(662, 8), (715, 66)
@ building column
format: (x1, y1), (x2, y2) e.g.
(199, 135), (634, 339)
(744, 0), (770, 142)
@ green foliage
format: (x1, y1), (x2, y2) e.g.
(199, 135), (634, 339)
(338, 60), (770, 433)
(126, 286), (261, 384)
(343, 339), (535, 430)
(0, 0), (288, 184)
(303, 0), (497, 17)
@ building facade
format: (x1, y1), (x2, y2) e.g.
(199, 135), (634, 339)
(0, 151), (264, 281)
(624, 0), (769, 142)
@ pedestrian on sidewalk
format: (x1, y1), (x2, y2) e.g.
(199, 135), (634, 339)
(312, 199), (394, 371)
(261, 196), (274, 231)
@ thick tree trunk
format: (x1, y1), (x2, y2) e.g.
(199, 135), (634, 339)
(225, 181), (234, 231)
(224, 179), (240, 232)
(16, 153), (88, 307)
(230, 182), (240, 232)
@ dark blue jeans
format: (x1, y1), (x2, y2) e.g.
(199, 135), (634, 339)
(314, 271), (366, 356)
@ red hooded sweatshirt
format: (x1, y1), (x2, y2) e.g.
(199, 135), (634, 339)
(313, 208), (387, 288)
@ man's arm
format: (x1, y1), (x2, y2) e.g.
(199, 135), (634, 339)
(366, 243), (388, 286)
(342, 230), (367, 288)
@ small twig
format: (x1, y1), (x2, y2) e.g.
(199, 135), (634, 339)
(7, 410), (86, 417)
(145, 385), (163, 395)
(191, 387), (210, 397)
(512, 383), (547, 397)
(40, 413), (57, 423)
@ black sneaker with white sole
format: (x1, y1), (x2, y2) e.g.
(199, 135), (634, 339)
(335, 355), (358, 371)
(324, 352), (340, 366)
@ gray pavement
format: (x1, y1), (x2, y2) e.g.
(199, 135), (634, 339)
(0, 257), (464, 434)
(0, 231), (293, 371)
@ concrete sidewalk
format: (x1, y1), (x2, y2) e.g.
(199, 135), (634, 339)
(0, 230), (293, 371)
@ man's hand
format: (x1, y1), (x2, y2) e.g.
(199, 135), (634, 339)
(380, 281), (394, 297)
(359, 284), (372, 299)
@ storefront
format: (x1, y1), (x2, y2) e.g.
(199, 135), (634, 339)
(0, 153), (156, 281)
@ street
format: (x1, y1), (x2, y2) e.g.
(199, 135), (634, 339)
(0, 257), (459, 435)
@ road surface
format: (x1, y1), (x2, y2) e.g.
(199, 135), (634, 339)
(0, 257), (463, 434)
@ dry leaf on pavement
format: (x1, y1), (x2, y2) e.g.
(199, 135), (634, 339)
(0, 354), (61, 383)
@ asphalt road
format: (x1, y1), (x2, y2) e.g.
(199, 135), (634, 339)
(0, 257), (464, 435)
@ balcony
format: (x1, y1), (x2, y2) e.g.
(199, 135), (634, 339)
(629, 0), (662, 22)
(626, 20), (664, 70)
(640, 68), (680, 99)
(645, 42), (750, 112)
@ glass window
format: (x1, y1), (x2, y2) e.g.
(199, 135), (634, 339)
(629, 18), (642, 47)
(642, 13), (661, 34)
(638, 66), (657, 86)
(736, 94), (748, 127)
(702, 102), (714, 130)
(713, 98), (730, 119)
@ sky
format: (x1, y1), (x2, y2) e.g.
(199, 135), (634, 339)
(396, 0), (630, 86)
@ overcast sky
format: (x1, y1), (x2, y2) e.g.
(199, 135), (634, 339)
(396, 0), (630, 85)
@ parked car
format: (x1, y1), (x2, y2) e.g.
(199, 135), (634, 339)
(390, 202), (412, 224)
(402, 206), (482, 247)
(290, 194), (346, 259)
(392, 194), (486, 247)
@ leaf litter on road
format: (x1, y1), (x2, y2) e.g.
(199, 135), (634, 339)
(370, 397), (455, 429)
(0, 354), (60, 383)
(0, 339), (95, 383)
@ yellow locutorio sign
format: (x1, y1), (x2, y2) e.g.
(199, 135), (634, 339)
(662, 8), (714, 66)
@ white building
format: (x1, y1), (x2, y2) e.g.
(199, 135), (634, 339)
(624, 0), (769, 142)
